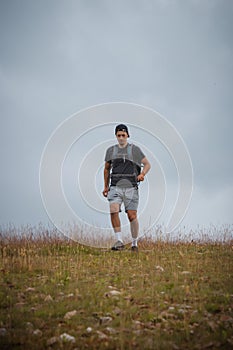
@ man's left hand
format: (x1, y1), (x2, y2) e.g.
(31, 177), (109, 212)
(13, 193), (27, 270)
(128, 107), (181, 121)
(137, 173), (145, 182)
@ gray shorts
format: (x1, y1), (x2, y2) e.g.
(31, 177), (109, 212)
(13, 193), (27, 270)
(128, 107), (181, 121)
(107, 186), (139, 212)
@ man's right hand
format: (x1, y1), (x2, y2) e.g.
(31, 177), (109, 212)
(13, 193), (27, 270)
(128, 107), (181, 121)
(102, 187), (109, 197)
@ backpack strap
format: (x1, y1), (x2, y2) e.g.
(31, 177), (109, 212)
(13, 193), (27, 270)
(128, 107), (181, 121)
(127, 143), (133, 161)
(128, 144), (140, 186)
(112, 143), (133, 161)
(112, 144), (118, 159)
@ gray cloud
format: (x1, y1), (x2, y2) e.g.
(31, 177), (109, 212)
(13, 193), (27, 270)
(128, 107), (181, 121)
(0, 0), (232, 228)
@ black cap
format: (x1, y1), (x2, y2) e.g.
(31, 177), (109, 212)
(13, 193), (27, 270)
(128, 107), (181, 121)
(115, 124), (129, 136)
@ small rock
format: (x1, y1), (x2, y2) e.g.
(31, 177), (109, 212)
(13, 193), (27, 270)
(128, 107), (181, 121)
(155, 265), (164, 272)
(66, 293), (74, 298)
(17, 292), (26, 299)
(64, 310), (78, 320)
(220, 314), (233, 322)
(96, 330), (108, 340)
(172, 344), (180, 350)
(33, 329), (42, 336)
(132, 320), (144, 329)
(25, 322), (34, 330)
(47, 336), (59, 346)
(15, 302), (26, 308)
(108, 290), (121, 296)
(60, 333), (76, 343)
(105, 327), (117, 334)
(44, 295), (53, 302)
(113, 307), (121, 316)
(0, 328), (7, 336)
(99, 316), (113, 324)
(178, 308), (186, 314)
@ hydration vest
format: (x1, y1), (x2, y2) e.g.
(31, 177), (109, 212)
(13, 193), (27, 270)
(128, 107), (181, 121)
(110, 144), (140, 187)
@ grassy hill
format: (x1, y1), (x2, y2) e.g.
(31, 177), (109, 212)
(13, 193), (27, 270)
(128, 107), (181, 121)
(0, 226), (232, 349)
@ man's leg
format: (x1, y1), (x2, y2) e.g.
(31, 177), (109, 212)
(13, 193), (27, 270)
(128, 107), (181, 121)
(124, 187), (139, 250)
(127, 210), (139, 242)
(110, 203), (121, 233)
(110, 203), (124, 249)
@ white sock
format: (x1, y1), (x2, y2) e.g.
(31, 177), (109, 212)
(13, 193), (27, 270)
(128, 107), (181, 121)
(116, 232), (123, 242)
(132, 238), (138, 247)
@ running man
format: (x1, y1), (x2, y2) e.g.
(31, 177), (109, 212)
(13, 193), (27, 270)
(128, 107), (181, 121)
(103, 124), (151, 251)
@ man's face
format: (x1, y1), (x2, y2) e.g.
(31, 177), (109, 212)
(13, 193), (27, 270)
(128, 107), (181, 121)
(116, 131), (128, 146)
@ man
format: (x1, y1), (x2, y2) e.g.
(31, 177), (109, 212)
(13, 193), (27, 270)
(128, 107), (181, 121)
(103, 124), (151, 251)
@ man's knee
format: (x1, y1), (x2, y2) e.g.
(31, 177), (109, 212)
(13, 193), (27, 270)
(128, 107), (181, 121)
(127, 210), (137, 222)
(110, 203), (120, 214)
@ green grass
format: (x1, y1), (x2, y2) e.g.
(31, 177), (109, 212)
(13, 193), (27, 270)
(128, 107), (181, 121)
(0, 228), (233, 349)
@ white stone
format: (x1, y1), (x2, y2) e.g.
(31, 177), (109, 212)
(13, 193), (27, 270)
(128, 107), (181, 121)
(64, 310), (78, 320)
(0, 328), (7, 336)
(60, 333), (76, 343)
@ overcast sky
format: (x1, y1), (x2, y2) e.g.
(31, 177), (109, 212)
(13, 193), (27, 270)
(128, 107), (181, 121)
(0, 0), (233, 234)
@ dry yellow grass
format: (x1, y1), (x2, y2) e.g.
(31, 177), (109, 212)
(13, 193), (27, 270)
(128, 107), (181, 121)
(0, 225), (232, 349)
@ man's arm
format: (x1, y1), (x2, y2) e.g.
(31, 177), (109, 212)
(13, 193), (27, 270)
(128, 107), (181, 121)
(102, 161), (111, 197)
(137, 157), (151, 182)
